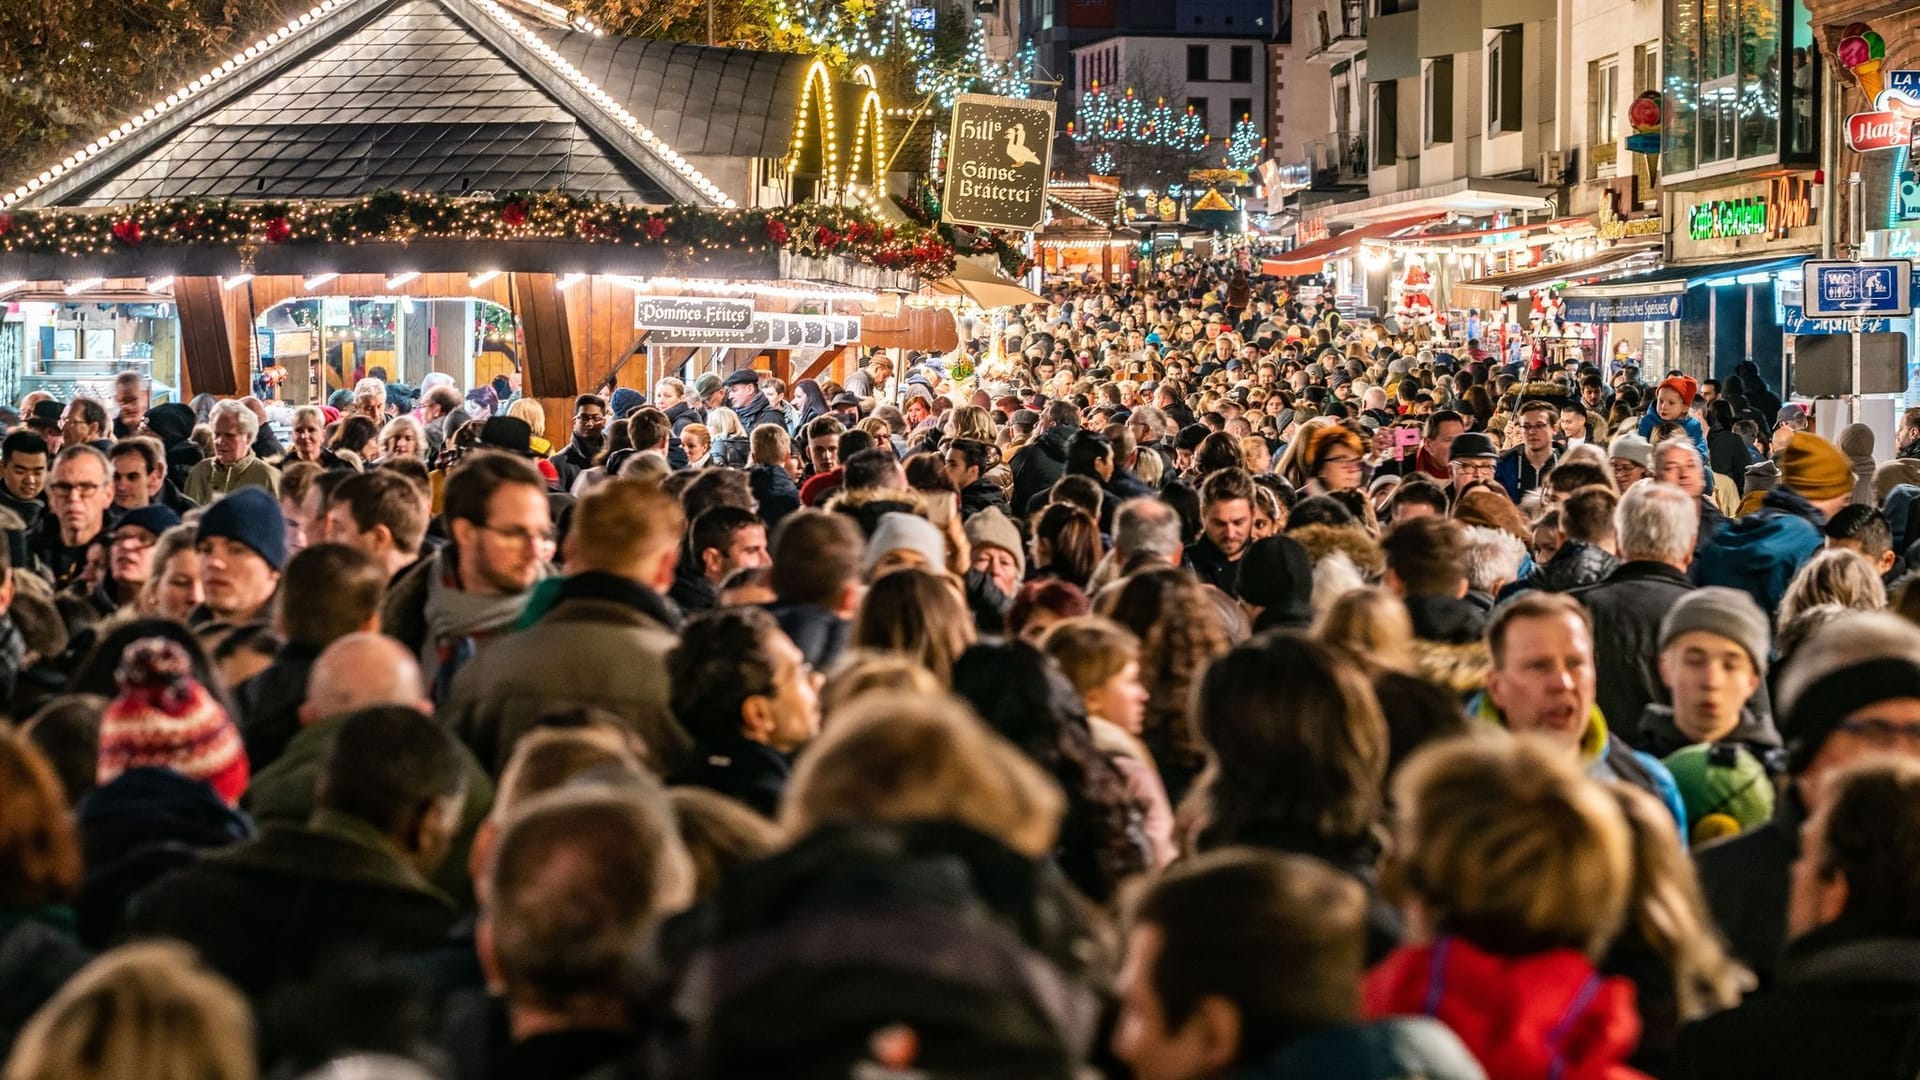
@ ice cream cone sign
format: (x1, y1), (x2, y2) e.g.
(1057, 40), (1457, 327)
(1839, 26), (1888, 100)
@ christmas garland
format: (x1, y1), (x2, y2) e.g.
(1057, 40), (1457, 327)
(0, 191), (957, 279)
(893, 189), (1034, 279)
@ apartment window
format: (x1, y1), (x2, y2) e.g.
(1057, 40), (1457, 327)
(1231, 46), (1254, 81)
(1424, 56), (1454, 145)
(1188, 45), (1210, 81)
(1188, 97), (1211, 130)
(1374, 84), (1399, 166)
(1488, 27), (1524, 135)
(1634, 42), (1658, 92)
(1589, 58), (1619, 144)
(1230, 97), (1253, 125)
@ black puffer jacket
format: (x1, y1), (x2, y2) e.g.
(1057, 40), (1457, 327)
(1010, 426), (1076, 511)
(1517, 540), (1619, 594)
(1572, 560), (1694, 738)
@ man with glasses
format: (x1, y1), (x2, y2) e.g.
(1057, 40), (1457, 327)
(383, 452), (551, 703)
(1443, 432), (1499, 502)
(30, 445), (115, 590)
(1495, 400), (1560, 501)
(549, 393), (608, 490)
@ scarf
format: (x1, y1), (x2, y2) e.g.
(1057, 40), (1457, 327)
(421, 550), (533, 701)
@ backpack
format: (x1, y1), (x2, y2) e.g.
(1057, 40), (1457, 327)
(665, 822), (1103, 1080)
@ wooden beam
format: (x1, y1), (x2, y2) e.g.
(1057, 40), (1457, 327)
(794, 345), (845, 385)
(510, 273), (578, 399)
(175, 277), (239, 396)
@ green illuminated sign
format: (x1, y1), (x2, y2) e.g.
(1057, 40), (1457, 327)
(1688, 198), (1769, 240)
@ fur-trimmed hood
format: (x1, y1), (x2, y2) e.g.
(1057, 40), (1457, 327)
(1288, 522), (1383, 577)
(824, 485), (930, 538)
(1410, 638), (1491, 696)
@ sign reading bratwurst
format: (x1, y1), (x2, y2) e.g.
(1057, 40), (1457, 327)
(941, 93), (1055, 232)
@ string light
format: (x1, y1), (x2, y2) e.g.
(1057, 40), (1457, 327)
(612, 275), (880, 302)
(302, 272), (338, 288)
(556, 273), (585, 289)
(146, 277), (174, 291)
(64, 277), (104, 295)
(384, 271), (420, 288)
(222, 274), (253, 289)
(468, 271), (501, 287)
(1069, 82), (1208, 180)
(1224, 115), (1264, 170)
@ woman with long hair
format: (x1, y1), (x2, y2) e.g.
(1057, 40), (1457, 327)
(1030, 503), (1103, 589)
(1098, 566), (1231, 801)
(952, 640), (1151, 901)
(851, 568), (976, 685)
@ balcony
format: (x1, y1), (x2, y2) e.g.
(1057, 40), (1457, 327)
(1303, 0), (1366, 63)
(1305, 130), (1369, 187)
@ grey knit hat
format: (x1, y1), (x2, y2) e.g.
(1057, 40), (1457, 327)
(1659, 586), (1770, 677)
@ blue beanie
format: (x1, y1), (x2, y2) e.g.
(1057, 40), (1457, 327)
(610, 387), (645, 418)
(196, 487), (288, 571)
(118, 504), (182, 537)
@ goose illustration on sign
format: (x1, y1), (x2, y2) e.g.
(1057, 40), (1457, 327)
(942, 94), (1057, 232)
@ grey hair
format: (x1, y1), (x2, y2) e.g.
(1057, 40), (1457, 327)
(1112, 497), (1182, 563)
(1775, 611), (1920, 717)
(1614, 481), (1698, 563)
(1461, 525), (1525, 594)
(209, 398), (259, 437)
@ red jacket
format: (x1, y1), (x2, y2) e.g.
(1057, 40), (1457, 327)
(1364, 937), (1650, 1080)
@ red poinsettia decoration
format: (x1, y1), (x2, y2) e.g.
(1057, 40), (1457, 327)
(264, 217), (292, 243)
(500, 200), (528, 228)
(111, 219), (142, 246)
(815, 226), (839, 249)
(764, 218), (789, 244)
(0, 212), (13, 238)
(644, 216), (667, 240)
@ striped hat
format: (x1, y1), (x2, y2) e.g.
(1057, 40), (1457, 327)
(97, 638), (248, 806)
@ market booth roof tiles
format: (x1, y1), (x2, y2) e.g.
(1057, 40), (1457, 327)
(2, 0), (826, 210)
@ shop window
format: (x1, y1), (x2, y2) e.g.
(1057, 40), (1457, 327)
(1663, 0), (1815, 177)
(1425, 56), (1454, 146)
(1189, 44), (1210, 81)
(1488, 28), (1524, 135)
(254, 297), (519, 403)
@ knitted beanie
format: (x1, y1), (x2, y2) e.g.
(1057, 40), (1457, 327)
(1659, 586), (1771, 677)
(97, 638), (248, 806)
(1657, 375), (1698, 408)
(197, 486), (289, 571)
(964, 506), (1026, 579)
(1781, 433), (1856, 502)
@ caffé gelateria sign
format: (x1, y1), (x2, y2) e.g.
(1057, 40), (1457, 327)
(942, 93), (1056, 232)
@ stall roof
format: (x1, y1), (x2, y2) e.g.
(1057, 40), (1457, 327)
(1260, 213), (1442, 276)
(2, 0), (783, 210)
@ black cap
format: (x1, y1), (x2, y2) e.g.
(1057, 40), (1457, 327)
(1238, 535), (1314, 630)
(478, 416), (535, 457)
(830, 392), (860, 408)
(722, 369), (762, 388)
(30, 400), (62, 424)
(1449, 432), (1498, 459)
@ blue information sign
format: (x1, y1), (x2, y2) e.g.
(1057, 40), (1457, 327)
(1804, 259), (1913, 318)
(1562, 293), (1684, 324)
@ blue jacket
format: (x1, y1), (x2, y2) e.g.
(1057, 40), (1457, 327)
(1691, 488), (1826, 615)
(1493, 445), (1556, 502)
(1639, 403), (1716, 493)
(1231, 1018), (1487, 1080)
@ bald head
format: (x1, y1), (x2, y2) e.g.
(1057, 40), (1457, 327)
(301, 632), (427, 725)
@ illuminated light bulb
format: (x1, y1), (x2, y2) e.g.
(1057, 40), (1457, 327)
(147, 277), (174, 291)
(222, 274), (254, 289)
(469, 271), (501, 287)
(385, 271), (419, 288)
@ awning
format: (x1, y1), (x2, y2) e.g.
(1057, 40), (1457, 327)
(1452, 242), (1661, 299)
(921, 256), (1045, 309)
(1301, 177), (1554, 227)
(1261, 213), (1442, 276)
(1558, 253), (1808, 323)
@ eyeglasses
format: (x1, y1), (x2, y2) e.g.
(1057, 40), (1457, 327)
(48, 481), (102, 497)
(482, 523), (556, 547)
(575, 412), (607, 425)
(1520, 422), (1554, 433)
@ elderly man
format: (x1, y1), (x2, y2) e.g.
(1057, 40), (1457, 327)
(30, 445), (116, 591)
(184, 399), (281, 503)
(722, 369), (775, 431)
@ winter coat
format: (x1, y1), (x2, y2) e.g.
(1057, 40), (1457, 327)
(1634, 704), (1783, 765)
(1494, 445), (1557, 502)
(1365, 937), (1651, 1080)
(1673, 923), (1920, 1080)
(440, 572), (690, 776)
(958, 477), (1010, 520)
(1691, 487), (1826, 615)
(826, 486), (926, 540)
(668, 735), (792, 819)
(1231, 1019), (1487, 1080)
(1185, 536), (1243, 598)
(125, 814), (456, 1005)
(244, 714), (494, 906)
(1572, 561), (1695, 738)
(1694, 792), (1803, 985)
(1509, 541), (1619, 596)
(183, 453), (280, 504)
(665, 401), (699, 470)
(1407, 595), (1493, 697)
(731, 390), (776, 433)
(0, 907), (89, 1062)
(1708, 430), (1749, 494)
(1009, 426), (1077, 511)
(766, 600), (851, 671)
(232, 640), (322, 772)
(73, 767), (252, 948)
(749, 465), (802, 530)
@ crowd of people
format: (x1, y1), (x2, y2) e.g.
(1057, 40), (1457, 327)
(5, 258), (1920, 1080)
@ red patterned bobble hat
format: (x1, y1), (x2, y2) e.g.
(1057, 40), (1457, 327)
(96, 637), (249, 805)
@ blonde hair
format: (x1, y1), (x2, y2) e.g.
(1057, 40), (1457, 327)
(1040, 615), (1140, 697)
(1606, 784), (1753, 1020)
(570, 479), (684, 575)
(818, 649), (946, 722)
(704, 408), (744, 440)
(781, 691), (1064, 858)
(1778, 548), (1887, 633)
(948, 404), (996, 445)
(6, 943), (255, 1080)
(1315, 586), (1415, 674)
(506, 397), (546, 437)
(1388, 733), (1633, 959)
